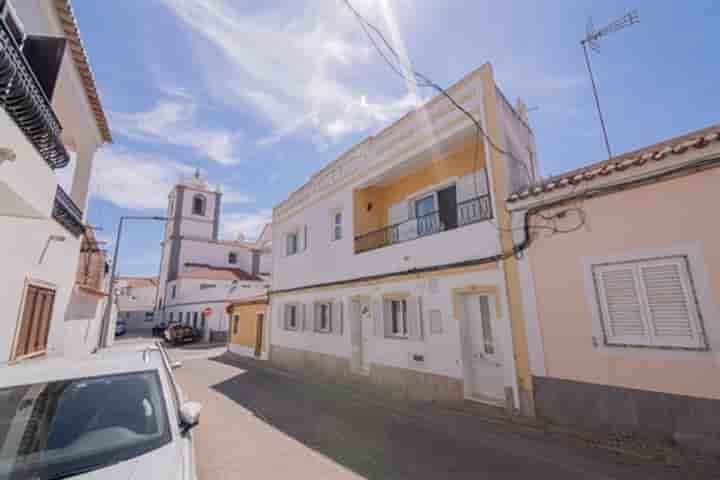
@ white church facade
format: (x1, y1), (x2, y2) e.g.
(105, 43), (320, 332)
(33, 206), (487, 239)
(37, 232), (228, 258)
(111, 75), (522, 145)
(156, 173), (271, 342)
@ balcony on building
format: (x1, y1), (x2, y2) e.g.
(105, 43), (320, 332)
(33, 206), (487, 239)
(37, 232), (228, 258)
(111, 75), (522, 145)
(353, 132), (493, 254)
(0, 1), (85, 236)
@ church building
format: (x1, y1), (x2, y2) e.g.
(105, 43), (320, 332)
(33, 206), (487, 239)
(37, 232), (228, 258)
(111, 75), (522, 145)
(156, 172), (271, 342)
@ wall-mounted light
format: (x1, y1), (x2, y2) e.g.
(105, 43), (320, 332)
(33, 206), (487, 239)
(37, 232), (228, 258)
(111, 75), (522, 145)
(0, 147), (17, 165)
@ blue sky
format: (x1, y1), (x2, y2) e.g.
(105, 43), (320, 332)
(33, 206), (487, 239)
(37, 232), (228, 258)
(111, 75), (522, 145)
(71, 0), (719, 277)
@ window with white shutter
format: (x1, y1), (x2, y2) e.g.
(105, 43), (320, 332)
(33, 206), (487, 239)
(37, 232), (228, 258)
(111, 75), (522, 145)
(593, 256), (706, 349)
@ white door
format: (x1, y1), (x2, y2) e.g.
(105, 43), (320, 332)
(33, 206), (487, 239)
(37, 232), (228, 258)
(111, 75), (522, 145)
(460, 294), (505, 404)
(351, 300), (371, 372)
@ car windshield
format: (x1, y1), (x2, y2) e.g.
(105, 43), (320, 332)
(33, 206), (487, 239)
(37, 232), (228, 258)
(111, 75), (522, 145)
(0, 371), (171, 480)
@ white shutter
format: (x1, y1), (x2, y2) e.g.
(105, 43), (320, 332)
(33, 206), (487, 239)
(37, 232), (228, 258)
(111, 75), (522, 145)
(372, 300), (383, 337)
(303, 225), (309, 251)
(595, 266), (649, 345)
(388, 201), (409, 225)
(407, 296), (423, 341)
(639, 259), (703, 348)
(383, 300), (393, 337)
(301, 304), (309, 331)
(456, 169), (488, 202)
(279, 304), (288, 330)
(332, 300), (344, 335)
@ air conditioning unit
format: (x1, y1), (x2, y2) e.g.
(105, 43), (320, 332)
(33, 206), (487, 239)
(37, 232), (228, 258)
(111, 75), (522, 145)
(0, 0), (26, 48)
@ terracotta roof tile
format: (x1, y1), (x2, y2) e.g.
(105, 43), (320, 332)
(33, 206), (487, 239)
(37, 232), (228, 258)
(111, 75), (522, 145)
(118, 277), (158, 288)
(507, 123), (720, 203)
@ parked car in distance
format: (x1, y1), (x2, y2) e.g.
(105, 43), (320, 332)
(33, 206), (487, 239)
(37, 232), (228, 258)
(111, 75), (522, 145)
(0, 342), (201, 479)
(164, 324), (198, 345)
(115, 319), (127, 337)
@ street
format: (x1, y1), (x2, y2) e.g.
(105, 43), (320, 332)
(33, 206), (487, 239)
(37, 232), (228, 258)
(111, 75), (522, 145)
(166, 347), (712, 480)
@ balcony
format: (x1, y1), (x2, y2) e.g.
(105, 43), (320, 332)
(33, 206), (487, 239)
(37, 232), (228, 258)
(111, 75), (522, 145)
(0, 13), (69, 169)
(52, 186), (84, 237)
(355, 195), (492, 253)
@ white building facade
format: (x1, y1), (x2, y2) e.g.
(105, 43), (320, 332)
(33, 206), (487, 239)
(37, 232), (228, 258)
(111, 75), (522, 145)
(270, 64), (539, 412)
(156, 174), (271, 342)
(0, 0), (111, 362)
(115, 277), (158, 331)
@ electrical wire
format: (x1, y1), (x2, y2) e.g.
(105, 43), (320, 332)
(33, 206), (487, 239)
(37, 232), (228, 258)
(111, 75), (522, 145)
(341, 0), (534, 188)
(340, 0), (584, 253)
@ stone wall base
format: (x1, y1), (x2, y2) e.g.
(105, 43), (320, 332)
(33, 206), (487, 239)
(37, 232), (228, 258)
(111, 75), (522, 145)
(533, 376), (720, 453)
(270, 345), (464, 407)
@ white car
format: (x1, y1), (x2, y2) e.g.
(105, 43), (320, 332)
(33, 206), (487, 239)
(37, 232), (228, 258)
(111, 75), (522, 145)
(0, 342), (200, 479)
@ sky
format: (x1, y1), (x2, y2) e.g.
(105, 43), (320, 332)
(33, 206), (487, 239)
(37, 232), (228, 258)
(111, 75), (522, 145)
(68, 0), (719, 277)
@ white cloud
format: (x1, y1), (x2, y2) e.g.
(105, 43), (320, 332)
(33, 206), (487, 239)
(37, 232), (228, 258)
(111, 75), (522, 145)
(160, 0), (418, 145)
(221, 209), (272, 241)
(111, 93), (243, 165)
(90, 146), (252, 210)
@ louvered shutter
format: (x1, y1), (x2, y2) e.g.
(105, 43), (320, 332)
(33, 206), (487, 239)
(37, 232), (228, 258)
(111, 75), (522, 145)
(639, 259), (703, 349)
(313, 303), (320, 332)
(301, 304), (309, 331)
(456, 169), (488, 203)
(372, 300), (383, 337)
(407, 296), (423, 341)
(595, 266), (648, 345)
(383, 300), (393, 337)
(332, 300), (344, 335)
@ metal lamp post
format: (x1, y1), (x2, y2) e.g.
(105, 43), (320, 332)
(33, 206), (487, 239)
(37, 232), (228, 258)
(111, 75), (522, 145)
(98, 215), (167, 349)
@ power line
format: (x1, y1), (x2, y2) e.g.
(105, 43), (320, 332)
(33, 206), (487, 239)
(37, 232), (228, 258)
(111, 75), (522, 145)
(340, 0), (533, 188)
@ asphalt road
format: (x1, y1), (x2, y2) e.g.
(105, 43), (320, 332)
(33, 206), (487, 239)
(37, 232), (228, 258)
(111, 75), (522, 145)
(170, 350), (715, 480)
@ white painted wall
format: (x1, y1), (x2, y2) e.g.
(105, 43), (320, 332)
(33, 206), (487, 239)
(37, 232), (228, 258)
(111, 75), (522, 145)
(0, 217), (82, 362)
(64, 289), (106, 357)
(270, 268), (518, 401)
(178, 238), (254, 273)
(272, 178), (501, 290)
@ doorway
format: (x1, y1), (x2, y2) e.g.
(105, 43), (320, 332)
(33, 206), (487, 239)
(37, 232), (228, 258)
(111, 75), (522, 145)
(350, 299), (371, 373)
(437, 185), (458, 231)
(254, 313), (264, 357)
(459, 293), (505, 404)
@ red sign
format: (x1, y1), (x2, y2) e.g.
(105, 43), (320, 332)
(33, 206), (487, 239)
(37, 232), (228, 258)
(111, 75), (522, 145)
(202, 307), (213, 316)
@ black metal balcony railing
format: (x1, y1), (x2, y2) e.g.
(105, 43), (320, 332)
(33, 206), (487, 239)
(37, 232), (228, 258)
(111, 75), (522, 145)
(52, 186), (85, 237)
(355, 195), (492, 253)
(0, 16), (69, 169)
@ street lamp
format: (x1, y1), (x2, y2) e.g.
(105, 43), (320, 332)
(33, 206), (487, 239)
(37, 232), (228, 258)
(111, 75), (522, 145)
(98, 215), (168, 349)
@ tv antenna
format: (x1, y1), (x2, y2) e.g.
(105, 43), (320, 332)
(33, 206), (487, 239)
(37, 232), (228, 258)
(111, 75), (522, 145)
(581, 10), (639, 161)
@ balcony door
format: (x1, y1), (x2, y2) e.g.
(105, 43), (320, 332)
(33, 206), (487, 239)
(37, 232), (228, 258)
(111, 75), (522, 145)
(437, 185), (458, 231)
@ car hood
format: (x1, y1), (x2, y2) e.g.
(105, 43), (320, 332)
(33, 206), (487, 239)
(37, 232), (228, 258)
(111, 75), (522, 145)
(73, 444), (186, 480)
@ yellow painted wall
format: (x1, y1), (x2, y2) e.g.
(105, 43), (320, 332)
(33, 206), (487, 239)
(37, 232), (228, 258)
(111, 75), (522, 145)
(353, 138), (486, 238)
(229, 303), (267, 351)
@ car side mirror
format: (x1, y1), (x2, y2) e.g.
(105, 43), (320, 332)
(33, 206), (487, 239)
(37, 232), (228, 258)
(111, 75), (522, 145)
(171, 360), (182, 370)
(180, 401), (202, 435)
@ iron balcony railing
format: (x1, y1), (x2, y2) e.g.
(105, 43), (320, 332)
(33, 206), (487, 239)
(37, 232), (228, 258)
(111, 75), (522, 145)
(355, 195), (492, 253)
(0, 14), (69, 169)
(52, 186), (85, 237)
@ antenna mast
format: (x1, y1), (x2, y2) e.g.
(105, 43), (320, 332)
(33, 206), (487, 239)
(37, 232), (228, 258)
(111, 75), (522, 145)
(581, 10), (639, 161)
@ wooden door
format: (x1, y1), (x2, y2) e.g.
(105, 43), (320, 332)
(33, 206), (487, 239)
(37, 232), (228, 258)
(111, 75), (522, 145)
(14, 285), (55, 359)
(254, 312), (264, 357)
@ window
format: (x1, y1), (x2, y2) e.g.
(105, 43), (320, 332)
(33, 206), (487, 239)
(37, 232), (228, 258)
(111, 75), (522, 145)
(593, 256), (706, 349)
(333, 211), (342, 241)
(233, 314), (240, 334)
(200, 313), (206, 330)
(199, 283), (216, 290)
(286, 232), (298, 256)
(177, 312), (183, 324)
(193, 312), (198, 328)
(171, 285), (176, 299)
(228, 252), (237, 264)
(284, 304), (299, 330)
(192, 194), (206, 216)
(390, 299), (408, 337)
(169, 312), (174, 323)
(144, 312), (154, 322)
(316, 303), (331, 333)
